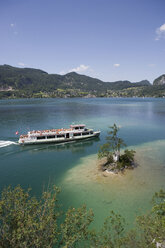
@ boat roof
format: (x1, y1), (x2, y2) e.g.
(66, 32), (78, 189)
(70, 124), (85, 128)
(28, 128), (72, 135)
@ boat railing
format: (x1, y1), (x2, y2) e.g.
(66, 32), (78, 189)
(21, 126), (92, 139)
(27, 128), (75, 137)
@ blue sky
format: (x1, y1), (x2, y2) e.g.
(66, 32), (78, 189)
(0, 0), (165, 83)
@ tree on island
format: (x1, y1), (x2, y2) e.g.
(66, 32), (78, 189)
(98, 124), (136, 172)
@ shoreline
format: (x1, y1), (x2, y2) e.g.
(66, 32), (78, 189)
(1, 96), (165, 100)
(97, 156), (137, 177)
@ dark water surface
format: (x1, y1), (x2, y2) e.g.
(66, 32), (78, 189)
(0, 97), (165, 228)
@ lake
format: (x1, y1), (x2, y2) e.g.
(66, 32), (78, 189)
(0, 97), (165, 229)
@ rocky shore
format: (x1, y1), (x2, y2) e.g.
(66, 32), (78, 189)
(98, 158), (137, 175)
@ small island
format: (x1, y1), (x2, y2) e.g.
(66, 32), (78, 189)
(98, 124), (136, 174)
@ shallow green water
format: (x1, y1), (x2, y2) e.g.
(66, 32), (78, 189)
(61, 140), (165, 229)
(0, 98), (165, 228)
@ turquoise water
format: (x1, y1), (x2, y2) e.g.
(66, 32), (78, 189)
(0, 97), (165, 228)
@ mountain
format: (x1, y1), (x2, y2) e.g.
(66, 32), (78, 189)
(153, 75), (165, 86)
(0, 64), (150, 91)
(104, 80), (150, 90)
(0, 64), (164, 99)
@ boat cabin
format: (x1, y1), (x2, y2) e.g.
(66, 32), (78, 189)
(18, 124), (100, 145)
(70, 124), (86, 130)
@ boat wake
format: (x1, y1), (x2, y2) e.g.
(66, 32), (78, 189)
(0, 140), (18, 148)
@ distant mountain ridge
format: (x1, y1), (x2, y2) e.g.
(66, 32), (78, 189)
(0, 64), (150, 91)
(153, 75), (165, 86)
(0, 64), (165, 98)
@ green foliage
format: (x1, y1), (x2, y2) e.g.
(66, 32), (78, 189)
(0, 185), (60, 247)
(91, 189), (165, 248)
(107, 153), (114, 164)
(90, 211), (125, 248)
(98, 124), (126, 164)
(106, 124), (126, 154)
(119, 149), (136, 167)
(120, 230), (141, 248)
(98, 143), (112, 160)
(98, 125), (136, 171)
(0, 185), (165, 248)
(0, 185), (93, 248)
(136, 189), (165, 247)
(60, 205), (94, 247)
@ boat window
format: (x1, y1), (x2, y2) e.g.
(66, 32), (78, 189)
(47, 135), (55, 139)
(80, 126), (84, 129)
(37, 136), (46, 140)
(75, 127), (79, 130)
(82, 132), (89, 136)
(57, 134), (65, 138)
(90, 131), (93, 134)
(66, 133), (69, 138)
(74, 133), (81, 136)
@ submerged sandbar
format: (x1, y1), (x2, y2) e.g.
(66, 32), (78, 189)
(60, 140), (165, 228)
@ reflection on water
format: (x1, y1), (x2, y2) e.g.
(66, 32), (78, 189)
(26, 137), (100, 154)
(0, 137), (100, 157)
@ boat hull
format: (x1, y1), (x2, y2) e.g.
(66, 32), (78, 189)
(19, 131), (100, 145)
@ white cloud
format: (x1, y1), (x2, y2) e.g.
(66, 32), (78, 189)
(60, 64), (91, 75)
(18, 62), (25, 67)
(113, 63), (120, 67)
(10, 23), (18, 35)
(155, 23), (165, 40)
(148, 64), (156, 67)
(69, 64), (89, 73)
(59, 70), (66, 75)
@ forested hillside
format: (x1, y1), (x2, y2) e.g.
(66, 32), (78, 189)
(0, 64), (164, 98)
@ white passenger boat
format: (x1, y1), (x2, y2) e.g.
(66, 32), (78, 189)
(18, 124), (100, 145)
